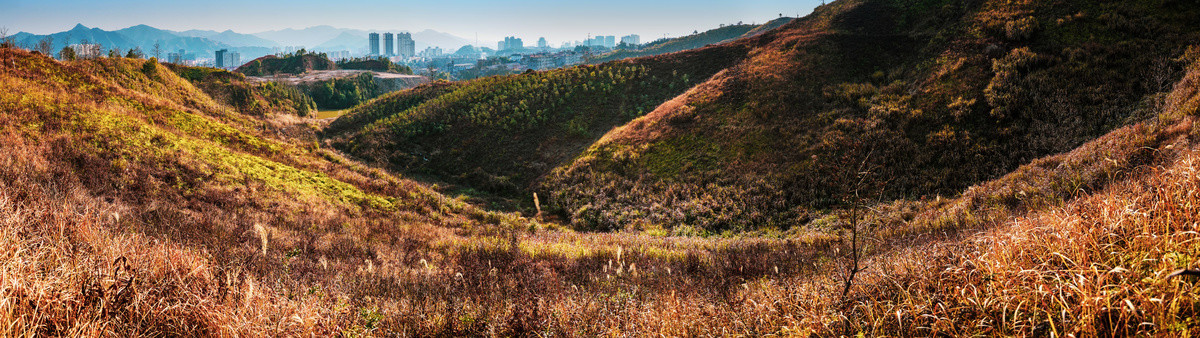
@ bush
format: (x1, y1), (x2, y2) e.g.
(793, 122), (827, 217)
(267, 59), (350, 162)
(141, 58), (158, 77)
(1004, 16), (1039, 41)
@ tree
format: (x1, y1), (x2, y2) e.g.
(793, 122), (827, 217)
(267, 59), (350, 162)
(0, 27), (13, 49)
(58, 46), (77, 61)
(108, 47), (120, 58)
(126, 47), (144, 59)
(0, 27), (9, 70)
(142, 57), (158, 77)
(152, 41), (162, 59)
(35, 36), (54, 55)
(834, 148), (887, 305)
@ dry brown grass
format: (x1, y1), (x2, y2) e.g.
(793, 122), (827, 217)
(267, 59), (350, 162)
(4, 22), (1200, 337)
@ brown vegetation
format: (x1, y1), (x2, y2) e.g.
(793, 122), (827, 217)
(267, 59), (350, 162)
(4, 0), (1200, 335)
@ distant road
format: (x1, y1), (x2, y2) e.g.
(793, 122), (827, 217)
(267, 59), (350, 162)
(248, 70), (428, 85)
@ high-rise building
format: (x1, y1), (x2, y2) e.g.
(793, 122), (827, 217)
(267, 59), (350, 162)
(420, 46), (443, 58)
(223, 51), (241, 69)
(498, 36), (524, 51)
(368, 33), (380, 56)
(383, 32), (394, 56)
(215, 49), (227, 68)
(585, 35), (611, 47)
(537, 37), (548, 49)
(620, 34), (641, 46)
(326, 50), (351, 61)
(396, 32), (415, 58)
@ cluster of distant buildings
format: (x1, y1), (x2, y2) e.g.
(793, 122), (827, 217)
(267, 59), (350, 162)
(390, 32), (644, 79)
(495, 34), (640, 51)
(576, 35), (640, 48)
(156, 31), (646, 74)
(368, 32), (416, 58)
(273, 46), (307, 55)
(43, 28), (650, 76)
(64, 44), (214, 68)
(147, 30), (647, 75)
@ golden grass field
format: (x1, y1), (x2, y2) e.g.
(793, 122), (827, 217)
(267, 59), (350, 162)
(4, 0), (1200, 335)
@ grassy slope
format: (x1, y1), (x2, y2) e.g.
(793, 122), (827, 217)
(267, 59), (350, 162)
(0, 48), (837, 336)
(760, 61), (1200, 335)
(0, 49), (495, 334)
(327, 43), (749, 197)
(543, 0), (1200, 232)
(588, 17), (794, 64)
(5, 20), (1200, 338)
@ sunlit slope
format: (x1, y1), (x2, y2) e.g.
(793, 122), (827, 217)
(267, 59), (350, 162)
(0, 49), (498, 334)
(543, 0), (1200, 232)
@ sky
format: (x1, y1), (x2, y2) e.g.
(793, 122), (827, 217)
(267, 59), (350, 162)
(0, 0), (824, 44)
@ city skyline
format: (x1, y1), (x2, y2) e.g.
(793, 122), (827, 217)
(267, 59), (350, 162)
(1, 0), (823, 45)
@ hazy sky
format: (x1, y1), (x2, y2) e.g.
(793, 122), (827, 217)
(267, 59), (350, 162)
(1, 0), (823, 43)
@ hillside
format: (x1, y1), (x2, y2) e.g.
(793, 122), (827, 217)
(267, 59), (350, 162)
(330, 0), (1200, 233)
(6, 43), (1200, 335)
(0, 48), (515, 334)
(542, 0), (1200, 232)
(166, 63), (316, 117)
(0, 47), (860, 335)
(327, 41), (750, 197)
(8, 0), (1200, 335)
(588, 17), (794, 64)
(235, 52), (336, 76)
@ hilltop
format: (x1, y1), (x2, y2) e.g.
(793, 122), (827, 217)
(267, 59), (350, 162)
(235, 52), (425, 109)
(588, 17), (794, 64)
(235, 52), (337, 76)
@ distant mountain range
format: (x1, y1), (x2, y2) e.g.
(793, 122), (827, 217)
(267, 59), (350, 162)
(9, 24), (483, 63)
(174, 29), (281, 47)
(255, 25), (485, 53)
(10, 24), (272, 62)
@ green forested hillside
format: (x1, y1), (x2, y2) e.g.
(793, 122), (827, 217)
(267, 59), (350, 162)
(328, 43), (749, 195)
(235, 51), (336, 76)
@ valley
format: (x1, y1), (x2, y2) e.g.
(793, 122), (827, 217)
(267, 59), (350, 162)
(2, 0), (1200, 336)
